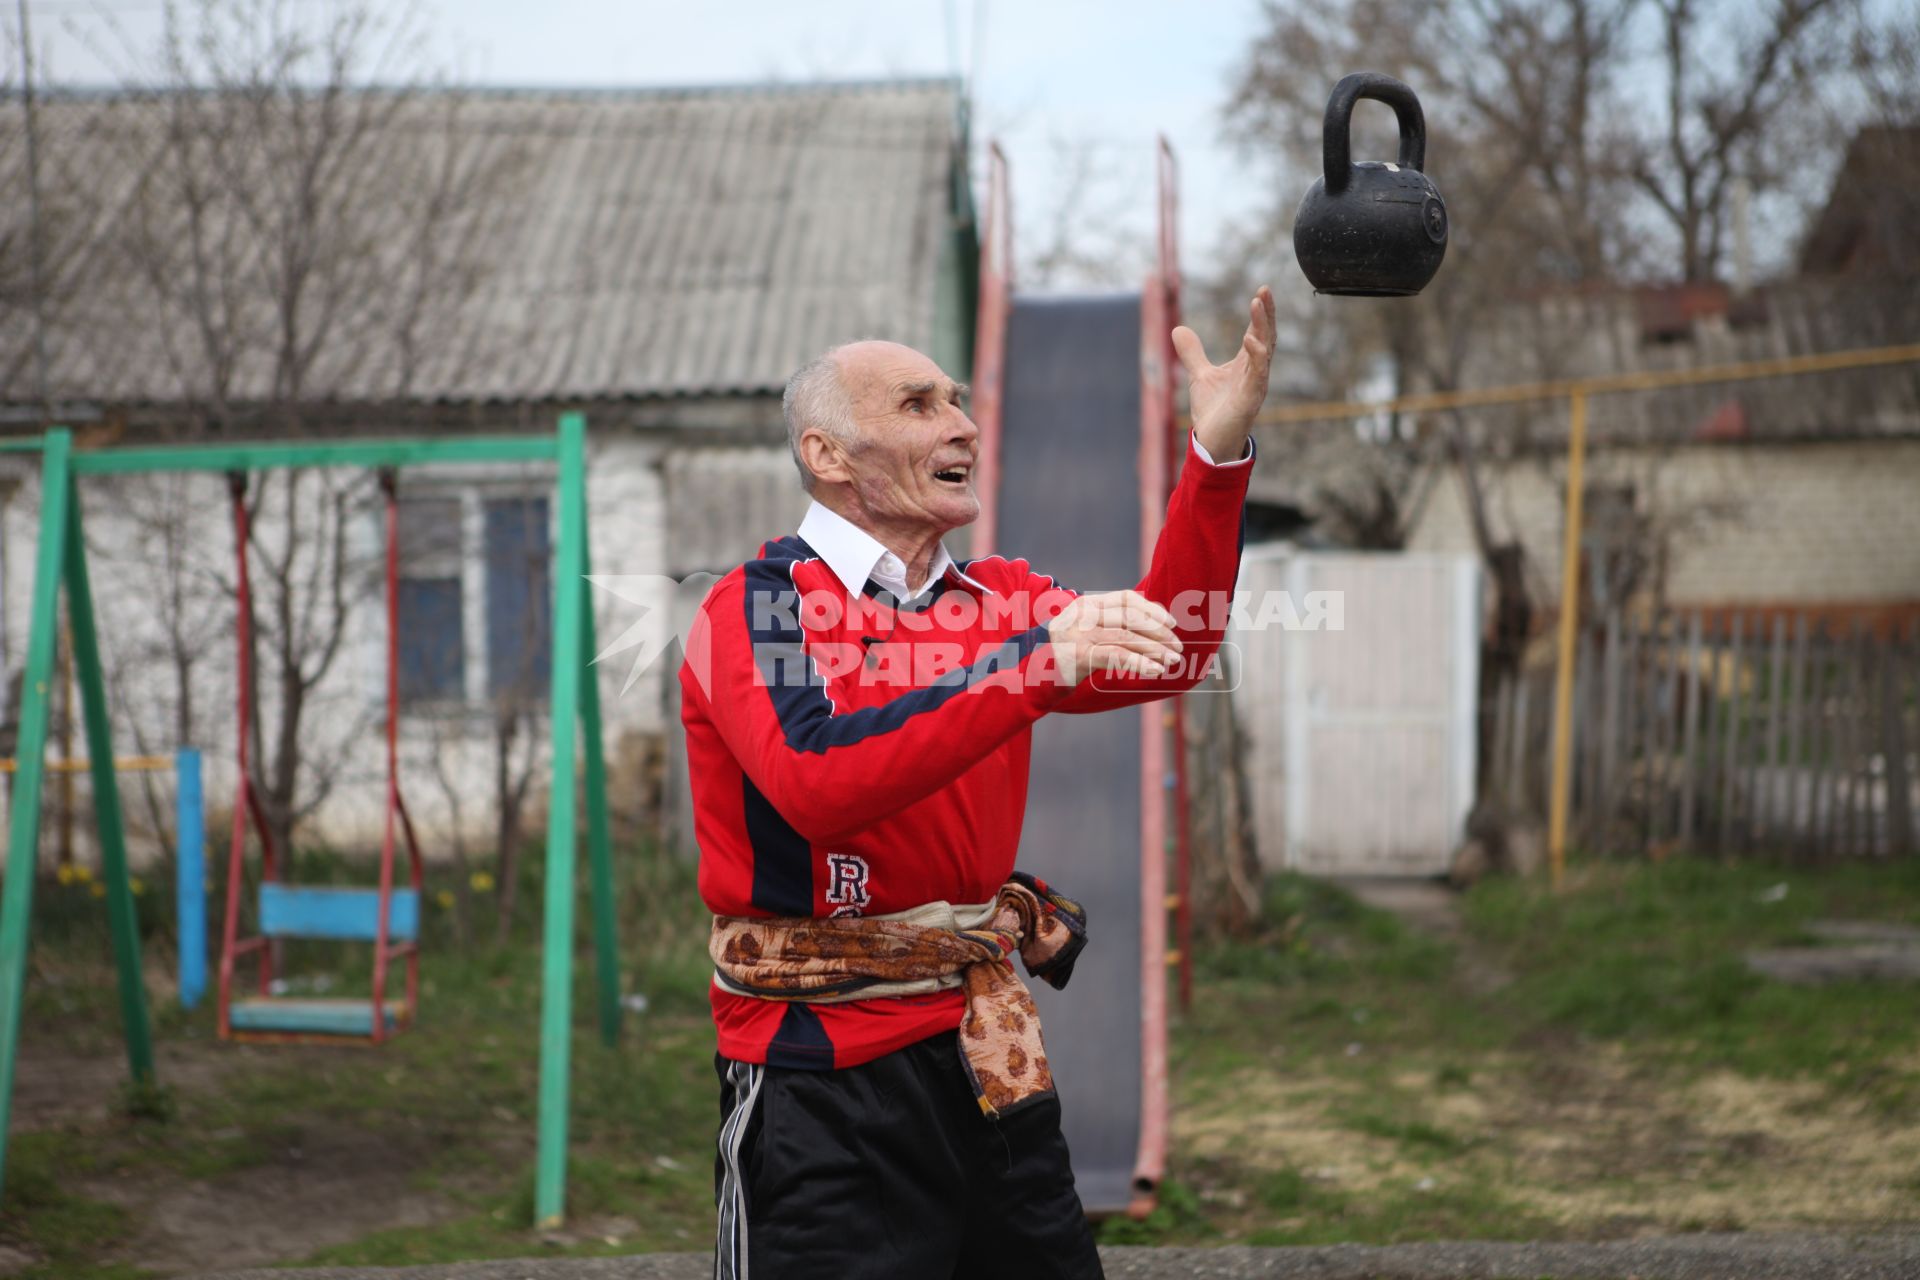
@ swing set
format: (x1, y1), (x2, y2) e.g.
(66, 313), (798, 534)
(0, 413), (619, 1225)
(218, 466), (426, 1043)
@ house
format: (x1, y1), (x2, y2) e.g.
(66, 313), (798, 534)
(0, 79), (976, 859)
(1401, 125), (1920, 634)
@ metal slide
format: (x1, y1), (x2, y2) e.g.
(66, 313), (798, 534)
(994, 295), (1150, 1215)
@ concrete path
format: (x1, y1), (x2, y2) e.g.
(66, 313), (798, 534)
(201, 1231), (1920, 1280)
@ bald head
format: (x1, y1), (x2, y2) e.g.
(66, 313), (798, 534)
(782, 339), (979, 542)
(784, 341), (966, 493)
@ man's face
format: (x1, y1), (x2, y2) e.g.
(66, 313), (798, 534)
(828, 342), (980, 534)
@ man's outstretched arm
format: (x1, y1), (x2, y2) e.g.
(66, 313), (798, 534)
(1051, 287), (1275, 711)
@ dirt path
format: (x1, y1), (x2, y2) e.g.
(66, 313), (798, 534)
(10, 1039), (478, 1271)
(200, 1230), (1920, 1280)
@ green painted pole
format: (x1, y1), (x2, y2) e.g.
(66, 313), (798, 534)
(534, 412), (588, 1227)
(578, 536), (621, 1049)
(71, 435), (558, 475)
(0, 430), (74, 1197)
(63, 479), (156, 1089)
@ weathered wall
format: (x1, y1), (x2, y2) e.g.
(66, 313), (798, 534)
(1406, 439), (1920, 608)
(0, 429), (679, 866)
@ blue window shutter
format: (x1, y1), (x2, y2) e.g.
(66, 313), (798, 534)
(486, 497), (551, 701)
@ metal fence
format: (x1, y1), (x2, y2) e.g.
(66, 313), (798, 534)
(1490, 609), (1919, 860)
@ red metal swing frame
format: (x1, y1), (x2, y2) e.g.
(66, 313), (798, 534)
(216, 468), (426, 1045)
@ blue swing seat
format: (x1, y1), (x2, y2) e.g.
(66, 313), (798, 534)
(258, 883), (419, 942)
(227, 885), (420, 1037)
(228, 996), (402, 1037)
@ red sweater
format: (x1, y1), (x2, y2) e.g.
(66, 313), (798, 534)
(681, 437), (1253, 1069)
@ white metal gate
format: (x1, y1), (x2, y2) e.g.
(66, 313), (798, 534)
(1232, 549), (1481, 877)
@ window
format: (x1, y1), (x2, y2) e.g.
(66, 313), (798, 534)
(485, 497), (551, 702)
(396, 496), (465, 702)
(389, 489), (551, 707)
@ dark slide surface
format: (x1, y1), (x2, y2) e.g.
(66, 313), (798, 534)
(994, 294), (1144, 1214)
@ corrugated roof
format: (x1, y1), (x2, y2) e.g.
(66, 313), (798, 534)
(0, 80), (965, 406)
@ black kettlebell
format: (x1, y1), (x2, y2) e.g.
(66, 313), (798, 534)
(1292, 72), (1448, 297)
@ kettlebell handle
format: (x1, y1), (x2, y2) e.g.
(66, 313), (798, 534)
(1323, 71), (1427, 195)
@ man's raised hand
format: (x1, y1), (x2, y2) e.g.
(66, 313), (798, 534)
(1045, 590), (1184, 686)
(1170, 286), (1276, 462)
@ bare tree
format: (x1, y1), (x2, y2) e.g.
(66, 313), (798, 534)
(89, 472), (231, 859)
(488, 697), (541, 943)
(1020, 136), (1153, 290)
(60, 0), (519, 865)
(1627, 0), (1858, 282)
(1221, 0), (1885, 674)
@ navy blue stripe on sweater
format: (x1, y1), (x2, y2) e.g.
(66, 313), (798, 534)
(743, 774), (814, 916)
(741, 541), (1049, 755)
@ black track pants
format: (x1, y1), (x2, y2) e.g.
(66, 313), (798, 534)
(713, 1033), (1104, 1280)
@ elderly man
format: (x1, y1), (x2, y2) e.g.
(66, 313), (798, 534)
(682, 288), (1276, 1279)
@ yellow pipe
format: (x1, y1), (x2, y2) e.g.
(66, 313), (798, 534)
(1251, 340), (1920, 425)
(1545, 390), (1589, 892)
(0, 755), (173, 775)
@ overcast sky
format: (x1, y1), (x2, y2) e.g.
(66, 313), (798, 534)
(20, 0), (1273, 289)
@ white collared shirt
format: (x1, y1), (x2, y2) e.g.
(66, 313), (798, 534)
(795, 435), (1249, 603)
(797, 502), (959, 603)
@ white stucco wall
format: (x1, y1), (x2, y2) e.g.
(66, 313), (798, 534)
(0, 431), (674, 868)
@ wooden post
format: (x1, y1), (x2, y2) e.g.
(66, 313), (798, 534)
(1880, 627), (1914, 860)
(1850, 624), (1874, 857)
(1546, 390), (1590, 889)
(1719, 613), (1746, 855)
(1830, 627), (1847, 859)
(1700, 615), (1724, 851)
(1577, 623), (1598, 834)
(1762, 614), (1787, 848)
(1742, 613), (1766, 850)
(1786, 615), (1810, 853)
(1807, 627), (1828, 856)
(1648, 613), (1680, 848)
(1838, 621), (1863, 858)
(1599, 606), (1622, 836)
(1622, 613), (1644, 846)
(1678, 610), (1704, 850)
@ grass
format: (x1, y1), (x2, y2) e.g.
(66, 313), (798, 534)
(1465, 856), (1920, 1091)
(2, 838), (722, 1276)
(1, 1132), (146, 1278)
(1116, 854), (1920, 1247)
(8, 847), (1920, 1269)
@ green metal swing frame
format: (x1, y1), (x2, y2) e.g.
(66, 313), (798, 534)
(0, 412), (618, 1226)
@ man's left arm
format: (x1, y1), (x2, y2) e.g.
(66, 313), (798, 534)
(1053, 286), (1276, 711)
